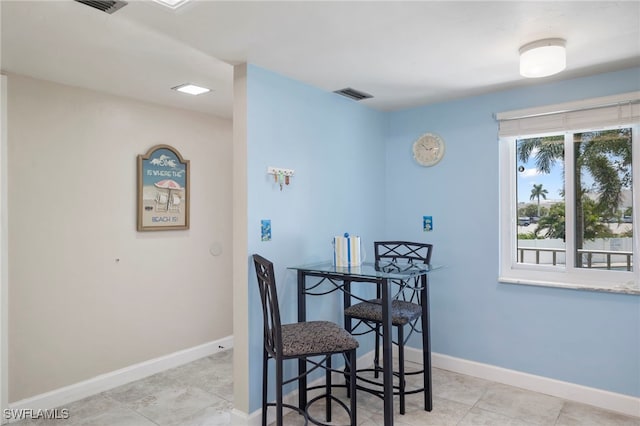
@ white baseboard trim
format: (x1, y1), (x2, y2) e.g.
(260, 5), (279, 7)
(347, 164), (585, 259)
(232, 351), (376, 426)
(230, 408), (256, 426)
(402, 347), (639, 418)
(7, 336), (233, 416)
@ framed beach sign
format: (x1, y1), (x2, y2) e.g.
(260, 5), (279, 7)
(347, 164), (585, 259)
(137, 145), (190, 231)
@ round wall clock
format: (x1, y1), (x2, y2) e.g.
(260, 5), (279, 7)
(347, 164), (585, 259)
(412, 133), (445, 167)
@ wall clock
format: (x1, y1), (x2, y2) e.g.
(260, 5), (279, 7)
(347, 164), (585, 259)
(412, 133), (445, 167)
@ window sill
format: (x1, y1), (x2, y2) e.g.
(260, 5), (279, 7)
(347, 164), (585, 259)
(499, 276), (640, 295)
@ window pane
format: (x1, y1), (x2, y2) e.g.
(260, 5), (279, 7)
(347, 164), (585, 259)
(574, 128), (633, 271)
(516, 136), (565, 266)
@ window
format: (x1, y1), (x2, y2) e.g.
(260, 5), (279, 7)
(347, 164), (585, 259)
(497, 92), (640, 292)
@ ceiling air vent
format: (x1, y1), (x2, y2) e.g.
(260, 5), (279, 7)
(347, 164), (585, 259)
(333, 87), (373, 101)
(74, 0), (128, 14)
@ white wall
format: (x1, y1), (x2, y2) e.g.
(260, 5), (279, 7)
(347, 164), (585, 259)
(6, 74), (233, 402)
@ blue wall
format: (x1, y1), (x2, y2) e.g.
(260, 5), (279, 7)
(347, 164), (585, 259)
(246, 65), (387, 411)
(245, 65), (640, 412)
(386, 67), (640, 397)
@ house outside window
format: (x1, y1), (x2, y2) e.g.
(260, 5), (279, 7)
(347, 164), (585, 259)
(497, 92), (640, 293)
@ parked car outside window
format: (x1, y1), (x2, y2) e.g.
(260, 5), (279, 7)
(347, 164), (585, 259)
(518, 217), (531, 226)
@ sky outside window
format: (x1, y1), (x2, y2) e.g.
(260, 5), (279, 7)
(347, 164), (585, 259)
(516, 137), (564, 205)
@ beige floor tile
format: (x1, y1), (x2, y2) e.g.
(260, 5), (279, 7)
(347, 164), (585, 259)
(267, 409), (306, 426)
(105, 372), (181, 405)
(76, 405), (157, 426)
(430, 368), (492, 406)
(128, 384), (223, 426)
(458, 407), (538, 425)
(165, 400), (233, 426)
(555, 401), (640, 426)
(166, 359), (233, 403)
(10, 412), (73, 426)
(306, 398), (353, 425)
(475, 383), (563, 425)
(364, 396), (471, 426)
(11, 395), (152, 426)
(64, 393), (122, 421)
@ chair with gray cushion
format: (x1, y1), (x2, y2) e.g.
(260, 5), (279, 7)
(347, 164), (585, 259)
(343, 241), (433, 414)
(253, 254), (359, 426)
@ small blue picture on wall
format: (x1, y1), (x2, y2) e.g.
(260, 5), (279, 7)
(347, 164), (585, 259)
(423, 216), (433, 232)
(261, 219), (272, 241)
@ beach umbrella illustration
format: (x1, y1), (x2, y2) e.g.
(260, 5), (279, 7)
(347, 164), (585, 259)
(154, 179), (182, 210)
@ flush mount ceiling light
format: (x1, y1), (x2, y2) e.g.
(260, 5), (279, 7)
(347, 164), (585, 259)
(152, 0), (190, 9)
(172, 84), (211, 96)
(519, 38), (567, 78)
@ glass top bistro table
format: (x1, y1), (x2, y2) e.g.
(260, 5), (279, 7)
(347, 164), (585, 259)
(288, 261), (433, 426)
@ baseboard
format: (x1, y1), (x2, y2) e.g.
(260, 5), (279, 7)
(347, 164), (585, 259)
(402, 346), (640, 418)
(230, 408), (256, 426)
(7, 336), (233, 417)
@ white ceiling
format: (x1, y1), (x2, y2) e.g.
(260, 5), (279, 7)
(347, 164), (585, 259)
(2, 1), (639, 119)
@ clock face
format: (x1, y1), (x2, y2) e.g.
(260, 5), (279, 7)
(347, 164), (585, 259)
(413, 133), (445, 166)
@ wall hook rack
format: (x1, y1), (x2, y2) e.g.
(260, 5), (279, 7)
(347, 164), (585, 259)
(267, 166), (295, 191)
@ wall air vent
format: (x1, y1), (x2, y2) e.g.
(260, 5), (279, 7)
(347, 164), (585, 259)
(74, 0), (128, 14)
(333, 87), (373, 101)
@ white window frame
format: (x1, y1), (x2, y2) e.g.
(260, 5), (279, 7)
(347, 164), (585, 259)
(498, 93), (640, 293)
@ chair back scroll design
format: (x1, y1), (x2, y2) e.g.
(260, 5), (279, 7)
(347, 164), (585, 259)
(375, 241), (433, 265)
(374, 241), (433, 304)
(254, 254), (282, 359)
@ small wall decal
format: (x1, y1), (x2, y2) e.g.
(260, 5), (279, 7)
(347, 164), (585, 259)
(423, 216), (433, 232)
(261, 219), (272, 241)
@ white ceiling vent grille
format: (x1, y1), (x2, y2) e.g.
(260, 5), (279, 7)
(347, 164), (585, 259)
(75, 1), (128, 14)
(333, 87), (373, 101)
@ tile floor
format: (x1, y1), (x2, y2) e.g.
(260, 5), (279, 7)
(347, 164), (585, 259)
(13, 349), (639, 425)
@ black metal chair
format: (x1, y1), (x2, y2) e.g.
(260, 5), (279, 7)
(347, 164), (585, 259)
(343, 241), (433, 414)
(253, 254), (359, 426)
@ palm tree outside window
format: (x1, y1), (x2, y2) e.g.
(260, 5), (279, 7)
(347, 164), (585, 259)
(530, 184), (548, 217)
